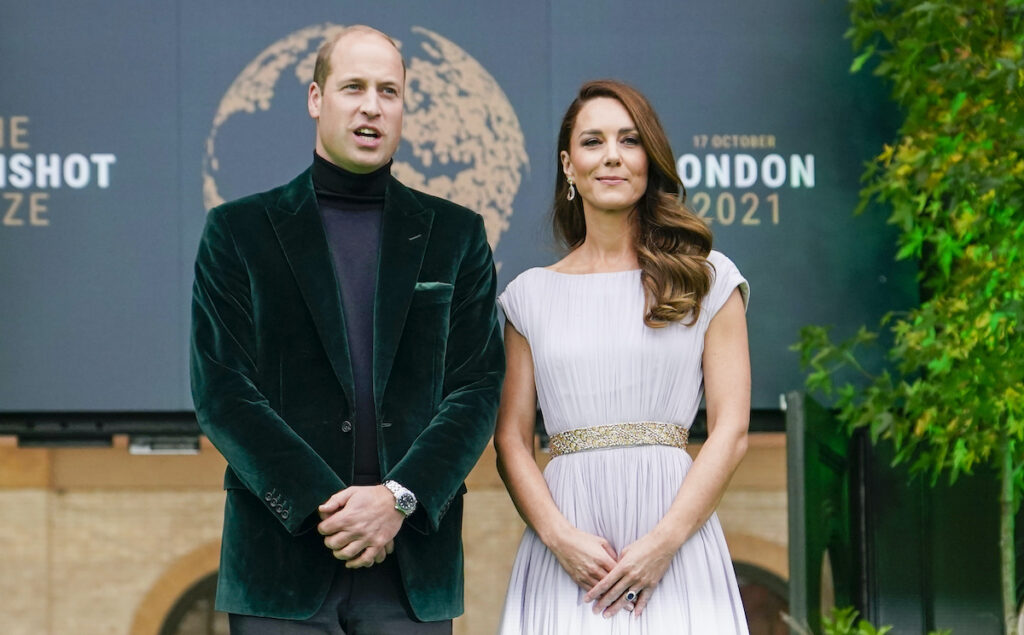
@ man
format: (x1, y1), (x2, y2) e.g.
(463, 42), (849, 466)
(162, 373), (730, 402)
(190, 25), (504, 633)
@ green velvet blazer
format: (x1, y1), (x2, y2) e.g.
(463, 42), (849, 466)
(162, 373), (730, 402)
(190, 167), (505, 621)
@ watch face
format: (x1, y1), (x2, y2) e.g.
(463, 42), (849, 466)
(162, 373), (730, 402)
(397, 492), (416, 512)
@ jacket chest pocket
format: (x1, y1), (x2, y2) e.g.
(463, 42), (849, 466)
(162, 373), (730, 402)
(409, 281), (454, 348)
(410, 281), (454, 306)
(406, 282), (454, 405)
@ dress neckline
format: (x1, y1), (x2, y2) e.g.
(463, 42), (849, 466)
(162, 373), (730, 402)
(537, 267), (641, 277)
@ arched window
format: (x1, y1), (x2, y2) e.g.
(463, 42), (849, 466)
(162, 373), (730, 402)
(735, 562), (789, 635)
(158, 573), (228, 635)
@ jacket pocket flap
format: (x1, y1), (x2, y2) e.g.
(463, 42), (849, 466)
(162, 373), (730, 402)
(411, 281), (454, 305)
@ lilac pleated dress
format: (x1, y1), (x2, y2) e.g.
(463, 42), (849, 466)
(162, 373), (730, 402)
(496, 250), (751, 635)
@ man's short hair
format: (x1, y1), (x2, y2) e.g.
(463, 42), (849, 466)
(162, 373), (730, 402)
(313, 25), (406, 89)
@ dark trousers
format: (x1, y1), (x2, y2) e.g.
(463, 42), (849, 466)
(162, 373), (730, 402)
(229, 558), (452, 635)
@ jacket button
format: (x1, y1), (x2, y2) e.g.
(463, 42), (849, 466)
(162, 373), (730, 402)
(264, 493), (272, 502)
(282, 510), (290, 520)
(341, 420), (352, 432)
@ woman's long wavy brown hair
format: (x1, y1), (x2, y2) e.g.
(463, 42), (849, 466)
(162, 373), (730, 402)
(553, 80), (713, 327)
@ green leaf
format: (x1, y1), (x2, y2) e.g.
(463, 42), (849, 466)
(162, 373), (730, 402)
(909, 2), (943, 13)
(949, 91), (967, 119)
(851, 44), (876, 73)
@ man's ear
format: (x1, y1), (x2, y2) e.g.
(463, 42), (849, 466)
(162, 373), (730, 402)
(308, 82), (322, 119)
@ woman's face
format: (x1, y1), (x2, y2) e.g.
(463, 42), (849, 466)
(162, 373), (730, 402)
(560, 97), (649, 216)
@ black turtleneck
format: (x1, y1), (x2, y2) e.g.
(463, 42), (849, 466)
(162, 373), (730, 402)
(312, 153), (389, 483)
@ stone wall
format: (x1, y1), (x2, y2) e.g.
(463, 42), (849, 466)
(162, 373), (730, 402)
(0, 434), (786, 635)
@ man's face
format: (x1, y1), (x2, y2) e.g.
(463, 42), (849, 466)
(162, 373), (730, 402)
(308, 32), (404, 173)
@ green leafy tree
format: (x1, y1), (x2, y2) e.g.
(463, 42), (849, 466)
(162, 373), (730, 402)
(794, 1), (1024, 631)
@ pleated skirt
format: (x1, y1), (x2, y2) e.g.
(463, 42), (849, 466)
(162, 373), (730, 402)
(497, 445), (749, 635)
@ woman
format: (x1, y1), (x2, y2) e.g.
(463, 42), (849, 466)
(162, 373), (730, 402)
(495, 80), (751, 633)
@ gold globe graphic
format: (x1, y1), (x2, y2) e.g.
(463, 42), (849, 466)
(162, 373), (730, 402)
(203, 23), (528, 250)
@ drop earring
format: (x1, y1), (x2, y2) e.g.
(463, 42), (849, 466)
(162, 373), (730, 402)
(566, 178), (576, 201)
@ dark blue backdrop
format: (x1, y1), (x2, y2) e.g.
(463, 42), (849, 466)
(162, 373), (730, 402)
(0, 1), (915, 412)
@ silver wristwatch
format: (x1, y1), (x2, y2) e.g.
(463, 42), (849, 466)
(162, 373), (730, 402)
(383, 480), (417, 517)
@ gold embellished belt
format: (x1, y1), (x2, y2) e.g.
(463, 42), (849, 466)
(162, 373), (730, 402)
(548, 422), (689, 457)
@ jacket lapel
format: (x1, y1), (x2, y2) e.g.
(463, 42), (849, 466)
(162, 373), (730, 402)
(266, 169), (355, 409)
(373, 178), (434, 411)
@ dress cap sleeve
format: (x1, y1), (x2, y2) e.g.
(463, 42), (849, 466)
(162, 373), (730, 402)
(703, 250), (749, 322)
(497, 274), (528, 339)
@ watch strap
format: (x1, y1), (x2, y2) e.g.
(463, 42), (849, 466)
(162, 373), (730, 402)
(383, 480), (417, 516)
